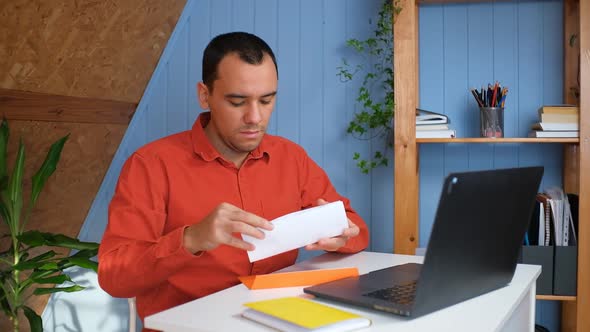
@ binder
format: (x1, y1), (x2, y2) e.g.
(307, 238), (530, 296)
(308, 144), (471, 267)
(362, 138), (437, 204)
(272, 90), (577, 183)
(536, 193), (553, 246)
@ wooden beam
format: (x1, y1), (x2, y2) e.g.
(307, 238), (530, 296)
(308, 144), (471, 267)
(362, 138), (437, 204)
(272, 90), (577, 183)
(576, 0), (590, 331)
(563, 145), (579, 194)
(562, 1), (582, 331)
(393, 0), (419, 255)
(0, 88), (136, 124)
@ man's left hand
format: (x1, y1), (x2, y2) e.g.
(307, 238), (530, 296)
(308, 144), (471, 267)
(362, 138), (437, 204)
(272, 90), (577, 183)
(304, 198), (360, 252)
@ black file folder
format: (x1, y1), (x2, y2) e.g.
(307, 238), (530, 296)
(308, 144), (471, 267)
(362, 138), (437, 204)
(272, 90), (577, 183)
(552, 193), (578, 296)
(553, 246), (577, 296)
(519, 246), (553, 295)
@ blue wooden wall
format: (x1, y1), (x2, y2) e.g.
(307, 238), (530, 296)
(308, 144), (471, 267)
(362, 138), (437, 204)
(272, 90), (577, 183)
(42, 0), (563, 330)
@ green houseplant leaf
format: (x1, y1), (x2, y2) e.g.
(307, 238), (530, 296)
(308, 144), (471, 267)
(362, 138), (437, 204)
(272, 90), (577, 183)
(19, 231), (100, 251)
(22, 306), (42, 332)
(0, 119), (99, 331)
(5, 141), (25, 234)
(30, 134), (69, 210)
(33, 284), (85, 296)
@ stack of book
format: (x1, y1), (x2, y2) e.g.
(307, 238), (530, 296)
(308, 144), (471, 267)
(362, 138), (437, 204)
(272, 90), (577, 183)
(415, 108), (456, 138)
(529, 105), (579, 138)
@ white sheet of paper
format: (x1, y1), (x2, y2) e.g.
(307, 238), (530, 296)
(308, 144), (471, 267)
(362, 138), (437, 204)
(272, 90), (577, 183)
(243, 201), (348, 262)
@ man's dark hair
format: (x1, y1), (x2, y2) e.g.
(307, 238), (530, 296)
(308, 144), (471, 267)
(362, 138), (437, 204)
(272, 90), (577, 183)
(202, 32), (278, 91)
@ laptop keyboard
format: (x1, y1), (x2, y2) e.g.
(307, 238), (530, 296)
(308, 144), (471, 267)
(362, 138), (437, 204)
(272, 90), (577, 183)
(363, 280), (417, 305)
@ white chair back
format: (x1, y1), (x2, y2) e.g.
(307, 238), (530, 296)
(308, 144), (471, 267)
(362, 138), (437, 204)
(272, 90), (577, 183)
(128, 297), (137, 332)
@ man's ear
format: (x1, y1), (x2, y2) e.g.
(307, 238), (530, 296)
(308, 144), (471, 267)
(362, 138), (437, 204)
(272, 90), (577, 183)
(196, 82), (209, 109)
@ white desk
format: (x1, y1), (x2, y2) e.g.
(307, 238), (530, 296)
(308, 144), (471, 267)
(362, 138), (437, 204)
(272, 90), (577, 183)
(145, 251), (540, 332)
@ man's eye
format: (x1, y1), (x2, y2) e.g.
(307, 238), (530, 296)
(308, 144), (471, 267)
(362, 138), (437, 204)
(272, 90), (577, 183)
(229, 101), (245, 107)
(260, 99), (272, 105)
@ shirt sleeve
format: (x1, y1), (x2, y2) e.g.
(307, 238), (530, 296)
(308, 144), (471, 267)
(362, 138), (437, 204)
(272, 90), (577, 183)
(298, 150), (370, 254)
(98, 152), (197, 298)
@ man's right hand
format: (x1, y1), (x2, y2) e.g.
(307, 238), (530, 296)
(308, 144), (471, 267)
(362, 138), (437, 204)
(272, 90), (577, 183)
(182, 202), (273, 254)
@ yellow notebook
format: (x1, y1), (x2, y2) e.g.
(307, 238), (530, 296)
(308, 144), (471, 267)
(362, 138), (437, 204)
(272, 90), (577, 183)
(242, 297), (371, 332)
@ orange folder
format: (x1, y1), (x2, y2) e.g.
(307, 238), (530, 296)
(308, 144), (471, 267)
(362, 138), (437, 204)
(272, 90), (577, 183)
(239, 267), (359, 290)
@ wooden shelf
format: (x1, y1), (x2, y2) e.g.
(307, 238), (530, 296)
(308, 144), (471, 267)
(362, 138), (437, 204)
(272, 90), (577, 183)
(416, 137), (580, 144)
(536, 295), (577, 302)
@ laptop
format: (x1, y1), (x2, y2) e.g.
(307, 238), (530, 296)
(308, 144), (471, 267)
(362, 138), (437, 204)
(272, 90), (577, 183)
(304, 166), (543, 318)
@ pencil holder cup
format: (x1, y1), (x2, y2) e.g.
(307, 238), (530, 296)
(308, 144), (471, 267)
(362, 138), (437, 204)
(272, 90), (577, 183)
(479, 107), (504, 138)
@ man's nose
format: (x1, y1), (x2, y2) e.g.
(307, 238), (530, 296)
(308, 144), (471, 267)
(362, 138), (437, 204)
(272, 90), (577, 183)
(243, 102), (262, 124)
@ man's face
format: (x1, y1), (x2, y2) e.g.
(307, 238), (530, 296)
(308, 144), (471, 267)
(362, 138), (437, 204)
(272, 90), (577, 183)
(198, 53), (277, 165)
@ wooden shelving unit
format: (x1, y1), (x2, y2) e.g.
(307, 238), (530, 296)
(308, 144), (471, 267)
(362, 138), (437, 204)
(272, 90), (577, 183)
(392, 0), (589, 331)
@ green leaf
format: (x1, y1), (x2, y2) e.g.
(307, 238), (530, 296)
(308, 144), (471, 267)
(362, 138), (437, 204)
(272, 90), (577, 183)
(0, 192), (11, 228)
(5, 140), (25, 232)
(29, 269), (58, 280)
(8, 140), (24, 206)
(33, 284), (85, 295)
(37, 262), (59, 270)
(70, 248), (98, 259)
(12, 251), (57, 271)
(23, 306), (43, 332)
(31, 274), (71, 285)
(16, 230), (45, 247)
(0, 293), (11, 318)
(357, 160), (367, 170)
(65, 257), (98, 271)
(63, 250), (99, 272)
(30, 134), (69, 207)
(27, 250), (57, 262)
(19, 231), (99, 250)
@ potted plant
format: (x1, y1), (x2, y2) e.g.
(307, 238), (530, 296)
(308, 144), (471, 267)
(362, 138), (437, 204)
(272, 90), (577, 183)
(338, 0), (401, 173)
(0, 119), (99, 332)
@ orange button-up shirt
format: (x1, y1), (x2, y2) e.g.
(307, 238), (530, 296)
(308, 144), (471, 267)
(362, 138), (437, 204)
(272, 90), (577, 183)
(98, 112), (369, 328)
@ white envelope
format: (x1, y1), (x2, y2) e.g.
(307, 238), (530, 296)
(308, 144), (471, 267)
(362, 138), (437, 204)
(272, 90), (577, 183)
(243, 201), (348, 262)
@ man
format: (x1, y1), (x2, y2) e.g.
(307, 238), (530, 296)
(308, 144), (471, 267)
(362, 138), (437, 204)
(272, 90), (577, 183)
(98, 32), (369, 328)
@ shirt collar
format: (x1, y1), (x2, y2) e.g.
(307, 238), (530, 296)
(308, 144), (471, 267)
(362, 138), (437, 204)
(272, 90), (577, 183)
(191, 112), (270, 162)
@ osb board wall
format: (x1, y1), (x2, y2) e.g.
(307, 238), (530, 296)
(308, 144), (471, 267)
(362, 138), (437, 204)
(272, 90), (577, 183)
(0, 0), (187, 103)
(0, 0), (186, 329)
(0, 121), (127, 331)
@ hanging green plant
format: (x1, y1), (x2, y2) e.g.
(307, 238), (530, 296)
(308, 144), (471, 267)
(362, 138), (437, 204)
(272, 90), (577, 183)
(338, 0), (401, 174)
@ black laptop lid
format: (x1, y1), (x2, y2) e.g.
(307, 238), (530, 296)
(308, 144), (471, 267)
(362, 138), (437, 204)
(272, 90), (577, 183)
(411, 166), (543, 317)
